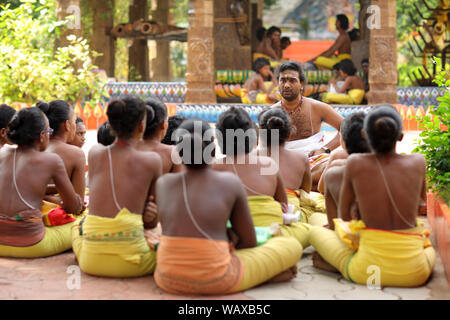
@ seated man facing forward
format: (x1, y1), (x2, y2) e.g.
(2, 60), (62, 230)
(310, 105), (435, 287)
(154, 118), (302, 295)
(272, 61), (343, 191)
(310, 14), (352, 70)
(241, 58), (279, 105)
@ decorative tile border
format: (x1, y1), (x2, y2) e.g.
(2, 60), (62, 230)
(397, 87), (447, 108)
(106, 82), (187, 103)
(106, 82), (447, 109)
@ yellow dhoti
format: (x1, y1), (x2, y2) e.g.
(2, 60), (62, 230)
(252, 53), (282, 68)
(0, 221), (76, 258)
(322, 89), (365, 105)
(71, 208), (156, 278)
(0, 205), (81, 258)
(240, 82), (278, 105)
(247, 195), (311, 249)
(310, 219), (436, 287)
(315, 53), (352, 70)
(298, 190), (328, 226)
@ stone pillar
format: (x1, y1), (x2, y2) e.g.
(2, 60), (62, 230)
(56, 0), (82, 48)
(251, 0), (263, 55)
(89, 0), (115, 77)
(185, 0), (216, 103)
(129, 0), (149, 81)
(368, 0), (397, 104)
(151, 0), (171, 81)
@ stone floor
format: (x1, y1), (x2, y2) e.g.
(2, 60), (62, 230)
(0, 217), (448, 300)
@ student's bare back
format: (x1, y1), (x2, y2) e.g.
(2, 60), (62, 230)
(0, 148), (80, 215)
(88, 144), (162, 219)
(336, 33), (351, 55)
(340, 153), (426, 230)
(138, 141), (182, 174)
(278, 148), (311, 192)
(156, 169), (252, 242)
(46, 140), (86, 198)
(213, 154), (279, 197)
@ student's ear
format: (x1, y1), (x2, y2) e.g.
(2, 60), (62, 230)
(0, 128), (6, 139)
(398, 133), (404, 142)
(138, 118), (146, 134)
(361, 128), (366, 140)
(64, 120), (70, 132)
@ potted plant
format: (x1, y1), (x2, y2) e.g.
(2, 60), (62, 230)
(414, 57), (449, 284)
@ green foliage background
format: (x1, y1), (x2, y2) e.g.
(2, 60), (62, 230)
(0, 0), (106, 104)
(414, 58), (450, 205)
(396, 0), (440, 86)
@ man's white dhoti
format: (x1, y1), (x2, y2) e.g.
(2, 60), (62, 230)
(285, 132), (325, 155)
(285, 132), (330, 170)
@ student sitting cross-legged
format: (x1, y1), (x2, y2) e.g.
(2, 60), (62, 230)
(154, 118), (302, 295)
(310, 105), (436, 287)
(0, 107), (82, 258)
(71, 96), (163, 277)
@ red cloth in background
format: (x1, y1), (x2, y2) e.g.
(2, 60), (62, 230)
(283, 40), (334, 62)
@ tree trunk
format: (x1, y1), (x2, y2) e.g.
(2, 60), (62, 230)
(89, 0), (115, 77)
(129, 0), (149, 81)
